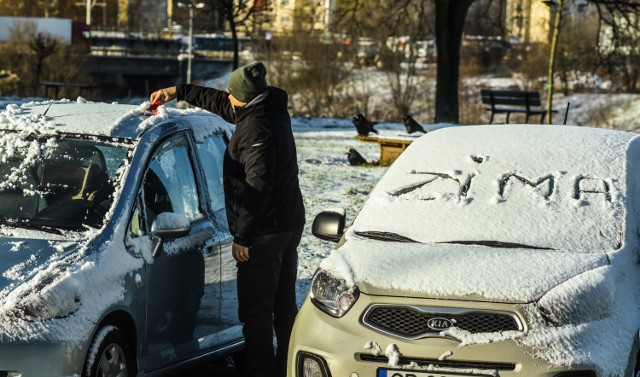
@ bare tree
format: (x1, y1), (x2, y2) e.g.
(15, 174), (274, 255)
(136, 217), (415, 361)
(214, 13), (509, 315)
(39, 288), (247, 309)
(322, 0), (640, 122)
(590, 0), (640, 92)
(433, 0), (475, 123)
(434, 0), (640, 122)
(332, 0), (436, 120)
(30, 33), (59, 96)
(0, 0), (40, 17)
(200, 0), (270, 69)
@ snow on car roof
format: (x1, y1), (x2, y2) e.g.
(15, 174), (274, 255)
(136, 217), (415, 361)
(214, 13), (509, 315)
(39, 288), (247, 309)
(0, 98), (233, 140)
(348, 124), (640, 253)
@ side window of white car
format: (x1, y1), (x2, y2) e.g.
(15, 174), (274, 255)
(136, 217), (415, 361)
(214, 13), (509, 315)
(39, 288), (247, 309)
(142, 136), (203, 228)
(195, 134), (226, 212)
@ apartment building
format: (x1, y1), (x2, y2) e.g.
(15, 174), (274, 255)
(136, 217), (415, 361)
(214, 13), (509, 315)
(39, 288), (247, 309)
(268, 0), (335, 35)
(506, 0), (594, 44)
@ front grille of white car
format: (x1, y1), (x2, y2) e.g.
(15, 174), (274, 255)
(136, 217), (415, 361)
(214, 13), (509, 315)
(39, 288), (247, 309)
(362, 304), (523, 340)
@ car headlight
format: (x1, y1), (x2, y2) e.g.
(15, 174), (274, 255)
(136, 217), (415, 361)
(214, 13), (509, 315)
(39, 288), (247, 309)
(310, 268), (359, 318)
(538, 266), (614, 326)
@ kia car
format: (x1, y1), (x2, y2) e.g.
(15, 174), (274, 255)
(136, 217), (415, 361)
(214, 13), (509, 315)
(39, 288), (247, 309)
(291, 124), (640, 377)
(0, 99), (242, 376)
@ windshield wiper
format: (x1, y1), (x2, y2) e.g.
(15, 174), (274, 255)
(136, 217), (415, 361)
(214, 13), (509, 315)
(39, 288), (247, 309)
(355, 231), (419, 243)
(439, 240), (554, 250)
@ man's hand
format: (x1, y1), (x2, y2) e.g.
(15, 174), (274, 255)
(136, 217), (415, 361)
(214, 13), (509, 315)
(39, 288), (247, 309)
(150, 86), (177, 105)
(232, 243), (250, 262)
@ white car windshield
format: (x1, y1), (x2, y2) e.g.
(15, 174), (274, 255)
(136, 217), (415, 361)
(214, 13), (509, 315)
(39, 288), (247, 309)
(350, 126), (635, 252)
(0, 135), (129, 230)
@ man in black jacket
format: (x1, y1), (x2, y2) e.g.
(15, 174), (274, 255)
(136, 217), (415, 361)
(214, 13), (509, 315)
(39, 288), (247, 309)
(150, 61), (305, 377)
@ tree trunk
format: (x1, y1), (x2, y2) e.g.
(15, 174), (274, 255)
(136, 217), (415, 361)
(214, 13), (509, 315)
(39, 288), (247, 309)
(226, 7), (240, 70)
(34, 55), (44, 96)
(546, 0), (564, 124)
(434, 0), (474, 124)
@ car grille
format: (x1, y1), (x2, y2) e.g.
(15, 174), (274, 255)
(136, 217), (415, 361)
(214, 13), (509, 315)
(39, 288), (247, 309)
(362, 305), (523, 339)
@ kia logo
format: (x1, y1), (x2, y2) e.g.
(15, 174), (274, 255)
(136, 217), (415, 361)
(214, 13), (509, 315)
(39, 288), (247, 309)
(427, 317), (453, 331)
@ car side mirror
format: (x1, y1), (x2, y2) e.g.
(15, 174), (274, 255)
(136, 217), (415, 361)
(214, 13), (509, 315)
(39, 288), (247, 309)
(312, 209), (345, 243)
(151, 212), (191, 257)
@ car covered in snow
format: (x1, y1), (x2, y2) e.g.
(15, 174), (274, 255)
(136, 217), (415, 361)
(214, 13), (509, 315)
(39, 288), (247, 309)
(291, 124), (640, 377)
(0, 99), (241, 376)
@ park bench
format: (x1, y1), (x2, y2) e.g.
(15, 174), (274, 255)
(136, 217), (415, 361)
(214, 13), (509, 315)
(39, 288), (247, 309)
(357, 135), (415, 165)
(40, 81), (97, 99)
(480, 89), (556, 124)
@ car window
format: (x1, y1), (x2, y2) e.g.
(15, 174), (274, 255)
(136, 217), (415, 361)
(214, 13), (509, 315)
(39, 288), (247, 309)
(194, 134), (226, 212)
(141, 136), (203, 228)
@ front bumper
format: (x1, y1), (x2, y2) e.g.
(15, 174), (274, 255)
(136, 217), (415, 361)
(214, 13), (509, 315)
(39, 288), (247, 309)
(288, 294), (600, 377)
(0, 340), (85, 377)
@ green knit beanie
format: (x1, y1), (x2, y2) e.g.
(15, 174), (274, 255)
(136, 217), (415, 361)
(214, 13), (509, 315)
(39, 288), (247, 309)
(227, 62), (268, 103)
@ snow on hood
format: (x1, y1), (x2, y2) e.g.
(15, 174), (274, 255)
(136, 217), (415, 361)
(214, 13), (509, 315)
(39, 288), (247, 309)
(319, 241), (609, 303)
(0, 222), (143, 344)
(0, 238), (78, 287)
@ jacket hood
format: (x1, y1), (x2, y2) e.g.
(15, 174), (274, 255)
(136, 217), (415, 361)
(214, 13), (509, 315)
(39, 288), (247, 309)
(319, 240), (609, 304)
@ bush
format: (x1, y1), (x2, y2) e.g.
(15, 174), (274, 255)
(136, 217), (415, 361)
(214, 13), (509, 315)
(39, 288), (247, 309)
(0, 21), (90, 97)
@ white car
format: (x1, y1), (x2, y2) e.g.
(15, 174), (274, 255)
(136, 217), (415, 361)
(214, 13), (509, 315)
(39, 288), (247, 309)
(290, 124), (640, 377)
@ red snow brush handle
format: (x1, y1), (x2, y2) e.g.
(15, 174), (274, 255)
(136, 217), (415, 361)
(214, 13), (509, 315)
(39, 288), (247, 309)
(145, 100), (161, 116)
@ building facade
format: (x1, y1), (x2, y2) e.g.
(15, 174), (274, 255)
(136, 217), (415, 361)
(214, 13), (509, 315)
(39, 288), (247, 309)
(505, 0), (595, 44)
(268, 0), (335, 36)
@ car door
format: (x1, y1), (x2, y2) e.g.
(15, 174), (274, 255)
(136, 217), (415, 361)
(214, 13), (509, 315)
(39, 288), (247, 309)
(131, 133), (218, 370)
(192, 132), (242, 345)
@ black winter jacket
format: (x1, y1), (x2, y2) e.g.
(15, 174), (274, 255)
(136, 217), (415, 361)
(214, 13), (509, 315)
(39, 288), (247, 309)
(176, 84), (305, 247)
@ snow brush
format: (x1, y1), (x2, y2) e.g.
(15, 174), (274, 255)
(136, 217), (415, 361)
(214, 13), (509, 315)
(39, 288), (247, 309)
(144, 100), (162, 116)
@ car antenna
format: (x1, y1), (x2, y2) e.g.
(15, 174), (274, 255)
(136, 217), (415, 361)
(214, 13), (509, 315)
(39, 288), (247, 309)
(562, 102), (570, 125)
(42, 53), (88, 117)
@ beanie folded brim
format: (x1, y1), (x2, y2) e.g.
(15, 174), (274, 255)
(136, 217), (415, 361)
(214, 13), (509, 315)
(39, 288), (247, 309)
(227, 62), (268, 103)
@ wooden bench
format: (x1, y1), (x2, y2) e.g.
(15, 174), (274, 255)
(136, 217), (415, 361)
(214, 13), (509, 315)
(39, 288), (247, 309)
(41, 81), (96, 99)
(480, 89), (557, 124)
(357, 135), (414, 165)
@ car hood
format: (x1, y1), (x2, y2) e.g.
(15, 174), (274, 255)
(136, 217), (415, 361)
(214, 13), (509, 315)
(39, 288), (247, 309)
(319, 240), (610, 304)
(0, 237), (80, 292)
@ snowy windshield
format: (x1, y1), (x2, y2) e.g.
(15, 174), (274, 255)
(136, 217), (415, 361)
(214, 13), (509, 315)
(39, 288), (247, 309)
(0, 135), (129, 230)
(350, 125), (634, 252)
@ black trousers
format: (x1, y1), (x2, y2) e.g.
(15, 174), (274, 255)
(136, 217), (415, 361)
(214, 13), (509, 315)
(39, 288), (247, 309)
(237, 227), (303, 377)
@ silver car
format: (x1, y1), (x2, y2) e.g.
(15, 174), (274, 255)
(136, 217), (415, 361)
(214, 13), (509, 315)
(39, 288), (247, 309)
(0, 101), (242, 376)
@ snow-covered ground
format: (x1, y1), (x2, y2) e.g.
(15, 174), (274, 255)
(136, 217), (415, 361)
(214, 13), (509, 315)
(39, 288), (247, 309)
(291, 118), (398, 304)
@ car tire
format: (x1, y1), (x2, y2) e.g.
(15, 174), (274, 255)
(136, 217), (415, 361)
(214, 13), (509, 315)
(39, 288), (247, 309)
(83, 325), (133, 377)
